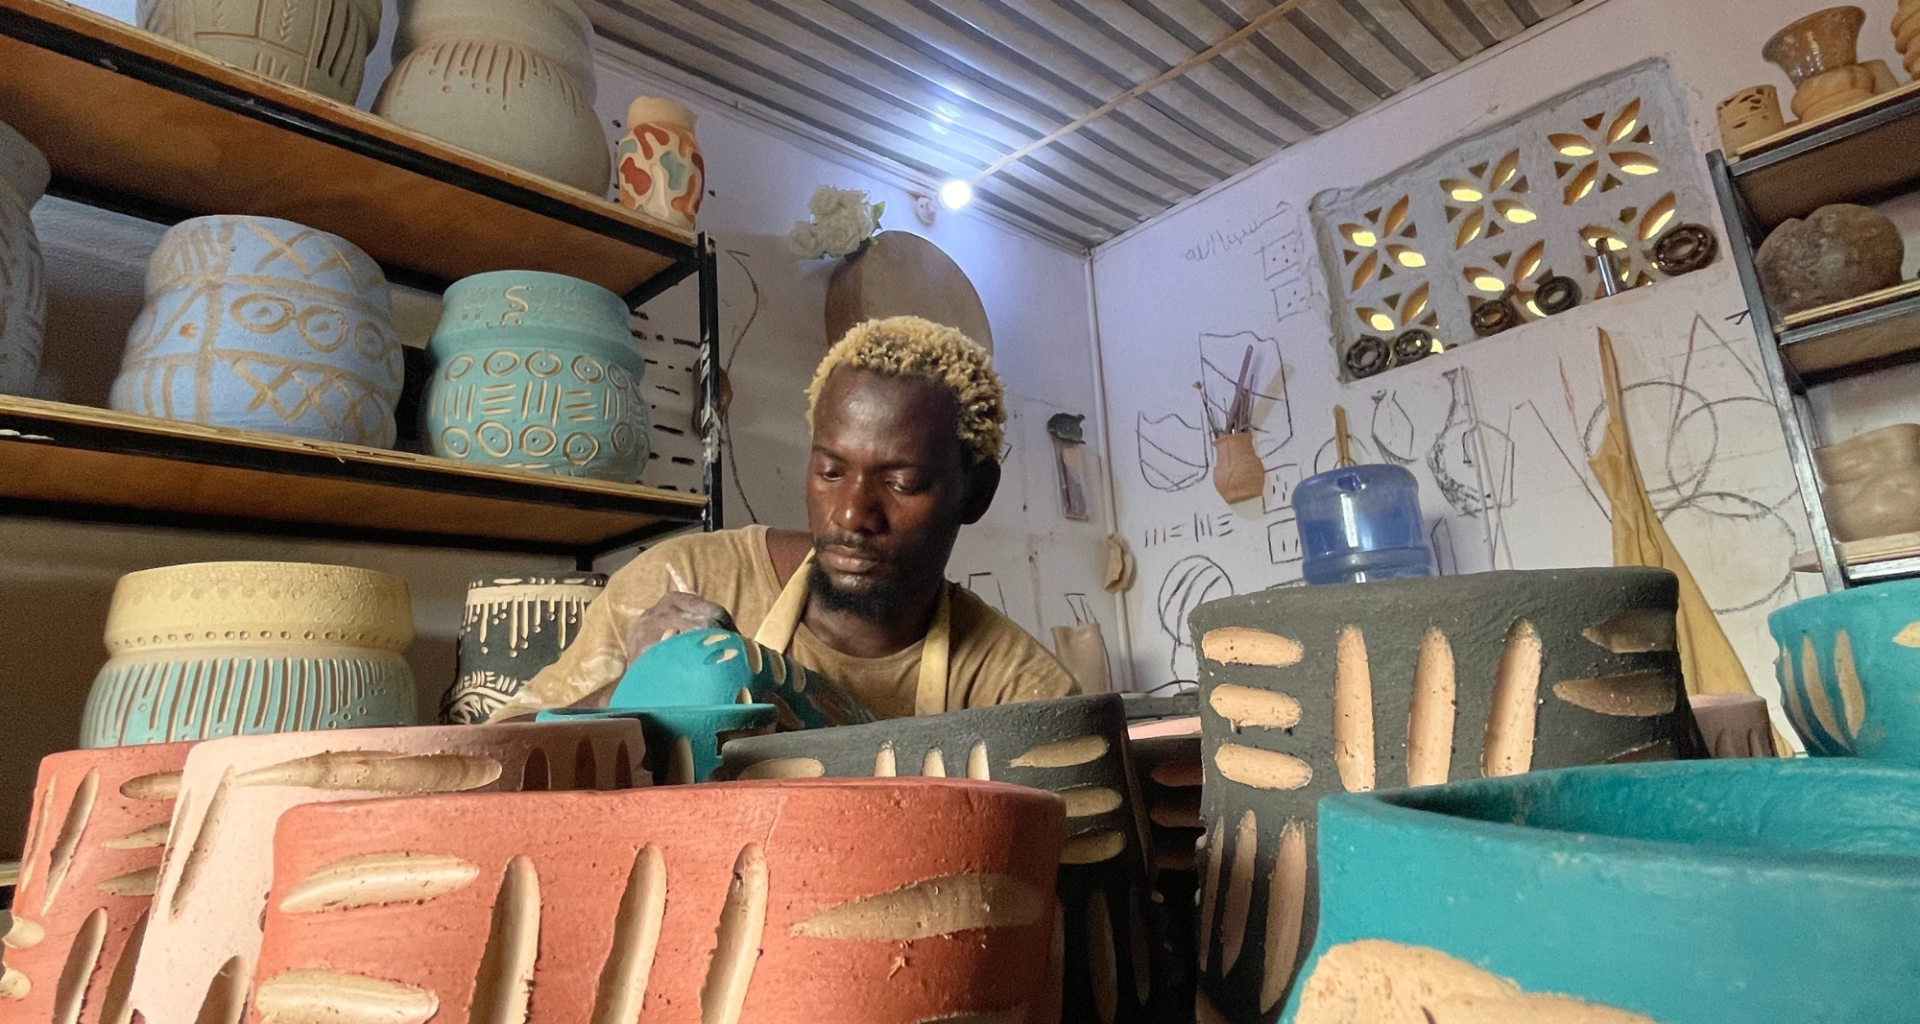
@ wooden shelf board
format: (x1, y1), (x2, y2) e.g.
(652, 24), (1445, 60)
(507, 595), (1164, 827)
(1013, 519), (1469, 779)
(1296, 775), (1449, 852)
(0, 0), (695, 301)
(0, 396), (706, 554)
(1776, 281), (1920, 380)
(1790, 530), (1920, 584)
(1729, 79), (1920, 230)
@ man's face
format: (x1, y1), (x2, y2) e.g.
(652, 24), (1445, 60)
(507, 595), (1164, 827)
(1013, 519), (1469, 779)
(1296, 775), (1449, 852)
(806, 368), (988, 621)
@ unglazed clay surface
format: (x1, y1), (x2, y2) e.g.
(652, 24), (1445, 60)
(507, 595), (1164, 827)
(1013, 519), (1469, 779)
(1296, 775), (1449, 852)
(0, 117), (48, 398)
(1755, 204), (1905, 315)
(1190, 568), (1704, 1022)
(80, 562), (418, 747)
(137, 0), (381, 102)
(1280, 761), (1920, 1023)
(2, 743), (194, 1024)
(717, 694), (1167, 1024)
(125, 720), (644, 1024)
(252, 779), (1064, 1024)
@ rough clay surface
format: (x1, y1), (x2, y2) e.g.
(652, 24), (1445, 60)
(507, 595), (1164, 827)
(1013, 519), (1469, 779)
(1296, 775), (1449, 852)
(1756, 204), (1905, 315)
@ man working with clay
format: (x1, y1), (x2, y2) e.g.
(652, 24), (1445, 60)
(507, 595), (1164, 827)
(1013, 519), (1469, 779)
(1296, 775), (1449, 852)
(488, 315), (1079, 721)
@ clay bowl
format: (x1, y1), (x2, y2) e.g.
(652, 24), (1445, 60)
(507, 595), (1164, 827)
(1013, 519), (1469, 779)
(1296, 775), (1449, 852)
(1769, 579), (1920, 762)
(1763, 6), (1867, 84)
(1282, 760), (1920, 1023)
(610, 628), (877, 728)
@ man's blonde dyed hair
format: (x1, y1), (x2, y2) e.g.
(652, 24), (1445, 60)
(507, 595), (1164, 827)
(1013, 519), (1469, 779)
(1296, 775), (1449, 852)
(805, 315), (1006, 464)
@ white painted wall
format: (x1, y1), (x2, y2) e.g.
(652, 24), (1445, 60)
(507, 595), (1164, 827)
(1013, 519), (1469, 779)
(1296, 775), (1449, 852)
(0, 5), (1116, 854)
(1090, 0), (1918, 736)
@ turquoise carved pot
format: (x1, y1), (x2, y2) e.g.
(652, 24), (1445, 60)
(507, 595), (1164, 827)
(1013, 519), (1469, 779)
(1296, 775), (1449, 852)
(422, 270), (650, 481)
(1768, 579), (1920, 762)
(610, 628), (877, 728)
(80, 562), (418, 747)
(1279, 761), (1920, 1024)
(538, 705), (778, 785)
(111, 215), (403, 446)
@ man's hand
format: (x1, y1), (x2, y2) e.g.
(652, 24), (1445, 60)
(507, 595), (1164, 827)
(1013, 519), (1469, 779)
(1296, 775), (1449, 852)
(620, 588), (737, 655)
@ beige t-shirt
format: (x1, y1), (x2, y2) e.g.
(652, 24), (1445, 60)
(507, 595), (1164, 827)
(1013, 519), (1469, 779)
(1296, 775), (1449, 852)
(490, 525), (1079, 720)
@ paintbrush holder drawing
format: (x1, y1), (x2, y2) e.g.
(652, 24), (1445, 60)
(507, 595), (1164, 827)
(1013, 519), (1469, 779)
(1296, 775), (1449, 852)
(714, 694), (1169, 1024)
(1212, 432), (1265, 505)
(250, 779), (1065, 1024)
(123, 720), (643, 1024)
(2, 742), (194, 1024)
(1189, 568), (1705, 1022)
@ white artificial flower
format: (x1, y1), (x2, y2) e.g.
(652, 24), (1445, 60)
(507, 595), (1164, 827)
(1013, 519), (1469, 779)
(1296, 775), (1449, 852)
(786, 221), (822, 258)
(792, 184), (880, 258)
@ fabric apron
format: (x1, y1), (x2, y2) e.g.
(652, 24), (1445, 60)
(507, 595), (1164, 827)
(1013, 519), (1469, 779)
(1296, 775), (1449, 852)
(751, 550), (952, 716)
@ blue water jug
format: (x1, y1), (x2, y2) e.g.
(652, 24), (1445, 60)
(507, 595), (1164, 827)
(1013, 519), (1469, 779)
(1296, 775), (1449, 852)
(1293, 464), (1434, 585)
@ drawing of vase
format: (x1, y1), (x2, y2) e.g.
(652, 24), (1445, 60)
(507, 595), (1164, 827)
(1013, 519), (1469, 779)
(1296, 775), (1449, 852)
(443, 573), (607, 724)
(110, 216), (403, 446)
(421, 270), (651, 481)
(0, 116), (48, 397)
(138, 0), (381, 103)
(79, 561), (418, 747)
(617, 96), (705, 231)
(1425, 368), (1513, 517)
(373, 0), (612, 194)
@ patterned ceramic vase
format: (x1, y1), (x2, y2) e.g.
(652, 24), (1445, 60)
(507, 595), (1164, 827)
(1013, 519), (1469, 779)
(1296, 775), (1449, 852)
(373, 0), (611, 193)
(0, 116), (48, 397)
(1769, 578), (1920, 763)
(79, 562), (418, 748)
(617, 96), (704, 231)
(110, 216), (402, 446)
(137, 0), (381, 103)
(422, 270), (650, 481)
(442, 572), (606, 724)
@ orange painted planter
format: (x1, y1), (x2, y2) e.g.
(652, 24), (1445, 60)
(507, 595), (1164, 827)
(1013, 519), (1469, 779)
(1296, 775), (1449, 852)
(251, 779), (1066, 1024)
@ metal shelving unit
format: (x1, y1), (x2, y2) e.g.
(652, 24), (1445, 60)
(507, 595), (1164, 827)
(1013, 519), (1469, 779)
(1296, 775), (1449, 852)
(1711, 83), (1920, 591)
(0, 0), (722, 564)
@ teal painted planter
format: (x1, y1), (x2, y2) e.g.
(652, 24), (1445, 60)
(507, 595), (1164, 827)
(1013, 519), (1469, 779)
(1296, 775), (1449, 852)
(422, 270), (650, 481)
(538, 704), (778, 784)
(1280, 761), (1920, 1024)
(82, 654), (416, 747)
(1769, 579), (1920, 762)
(612, 628), (878, 728)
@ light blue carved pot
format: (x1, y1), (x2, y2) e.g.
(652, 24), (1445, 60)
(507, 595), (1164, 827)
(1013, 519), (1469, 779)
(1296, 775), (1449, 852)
(80, 562), (418, 747)
(1769, 578), (1920, 762)
(422, 270), (650, 481)
(110, 215), (402, 446)
(1284, 761), (1920, 1024)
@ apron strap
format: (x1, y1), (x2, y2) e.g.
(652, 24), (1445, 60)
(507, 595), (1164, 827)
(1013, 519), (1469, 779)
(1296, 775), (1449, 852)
(753, 548), (951, 716)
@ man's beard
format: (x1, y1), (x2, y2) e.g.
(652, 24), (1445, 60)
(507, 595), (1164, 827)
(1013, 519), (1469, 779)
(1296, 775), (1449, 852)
(808, 560), (908, 623)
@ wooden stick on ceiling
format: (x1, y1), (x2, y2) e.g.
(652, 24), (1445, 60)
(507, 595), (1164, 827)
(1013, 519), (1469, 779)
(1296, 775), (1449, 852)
(971, 0), (1315, 183)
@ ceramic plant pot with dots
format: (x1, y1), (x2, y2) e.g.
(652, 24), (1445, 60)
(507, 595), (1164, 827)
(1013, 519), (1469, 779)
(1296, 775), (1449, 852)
(138, 0), (380, 103)
(617, 96), (705, 231)
(1, 742), (193, 1024)
(443, 573), (606, 724)
(1189, 568), (1705, 1021)
(80, 562), (418, 748)
(0, 117), (48, 398)
(123, 719), (642, 1024)
(251, 779), (1065, 1024)
(1769, 578), (1920, 763)
(111, 216), (403, 446)
(374, 0), (610, 193)
(1282, 761), (1920, 1024)
(422, 270), (651, 481)
(717, 694), (1171, 1024)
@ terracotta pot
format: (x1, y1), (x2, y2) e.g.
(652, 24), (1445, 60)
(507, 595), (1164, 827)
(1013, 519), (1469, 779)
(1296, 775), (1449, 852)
(716, 694), (1169, 1024)
(79, 562), (417, 748)
(111, 216), (403, 446)
(373, 0), (611, 193)
(1897, 0), (1920, 79)
(1, 743), (193, 1024)
(252, 779), (1065, 1024)
(1190, 568), (1706, 1019)
(1756, 203), (1905, 315)
(443, 573), (606, 724)
(137, 0), (379, 103)
(124, 720), (643, 1024)
(0, 117), (47, 398)
(1281, 761), (1920, 1023)
(1763, 6), (1867, 84)
(616, 97), (705, 231)
(1815, 424), (1920, 541)
(1211, 432), (1264, 505)
(1716, 84), (1785, 152)
(1688, 692), (1777, 759)
(1769, 578), (1920, 763)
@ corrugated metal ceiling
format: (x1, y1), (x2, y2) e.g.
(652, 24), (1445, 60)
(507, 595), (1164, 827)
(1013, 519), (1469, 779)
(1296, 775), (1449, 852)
(587, 0), (1586, 249)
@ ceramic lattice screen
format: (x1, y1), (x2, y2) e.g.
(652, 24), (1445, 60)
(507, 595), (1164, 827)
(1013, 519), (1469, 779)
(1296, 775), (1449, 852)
(1310, 61), (1712, 379)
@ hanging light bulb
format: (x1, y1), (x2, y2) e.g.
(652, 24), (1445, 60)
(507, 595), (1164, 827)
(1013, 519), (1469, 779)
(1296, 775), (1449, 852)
(939, 179), (974, 210)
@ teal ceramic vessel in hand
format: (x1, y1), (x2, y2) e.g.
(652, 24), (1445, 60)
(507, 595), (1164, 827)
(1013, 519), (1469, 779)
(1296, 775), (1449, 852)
(611, 628), (878, 728)
(1282, 761), (1920, 1024)
(1768, 578), (1920, 762)
(422, 270), (650, 481)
